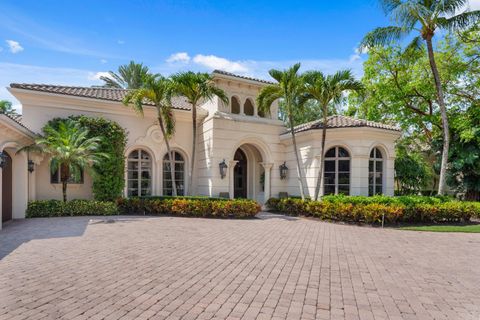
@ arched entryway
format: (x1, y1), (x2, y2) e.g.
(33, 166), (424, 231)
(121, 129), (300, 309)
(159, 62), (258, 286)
(2, 151), (12, 223)
(231, 143), (272, 202)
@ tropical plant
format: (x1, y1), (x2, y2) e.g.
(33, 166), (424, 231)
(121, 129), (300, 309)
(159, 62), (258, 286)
(171, 71), (228, 195)
(257, 63), (308, 199)
(100, 61), (149, 89)
(123, 73), (179, 196)
(0, 100), (17, 115)
(19, 120), (108, 202)
(360, 0), (480, 195)
(302, 70), (363, 200)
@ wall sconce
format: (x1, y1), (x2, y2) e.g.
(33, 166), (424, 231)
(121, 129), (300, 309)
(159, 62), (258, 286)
(0, 152), (6, 169)
(28, 160), (35, 173)
(219, 159), (228, 179)
(279, 161), (288, 180)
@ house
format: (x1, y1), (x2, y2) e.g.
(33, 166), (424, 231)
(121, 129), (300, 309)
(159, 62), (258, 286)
(0, 70), (401, 228)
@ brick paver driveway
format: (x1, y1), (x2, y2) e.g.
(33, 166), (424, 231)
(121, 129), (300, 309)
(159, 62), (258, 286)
(1, 214), (479, 320)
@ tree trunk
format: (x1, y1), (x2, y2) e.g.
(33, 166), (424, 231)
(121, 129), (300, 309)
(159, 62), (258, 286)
(425, 37), (450, 196)
(60, 164), (69, 202)
(314, 106), (328, 200)
(157, 115), (177, 196)
(189, 103), (197, 196)
(289, 113), (306, 200)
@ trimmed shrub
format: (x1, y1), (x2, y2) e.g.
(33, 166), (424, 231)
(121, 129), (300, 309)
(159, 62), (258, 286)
(26, 200), (118, 218)
(116, 197), (261, 218)
(266, 196), (479, 225)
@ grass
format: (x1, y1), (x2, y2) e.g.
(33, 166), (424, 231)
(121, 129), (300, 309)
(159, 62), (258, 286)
(400, 224), (480, 233)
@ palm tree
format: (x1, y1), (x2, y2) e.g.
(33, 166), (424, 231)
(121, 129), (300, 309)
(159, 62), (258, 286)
(0, 100), (17, 115)
(123, 73), (179, 196)
(20, 121), (107, 202)
(257, 63), (308, 200)
(302, 70), (364, 200)
(100, 61), (149, 89)
(360, 0), (480, 195)
(171, 72), (228, 195)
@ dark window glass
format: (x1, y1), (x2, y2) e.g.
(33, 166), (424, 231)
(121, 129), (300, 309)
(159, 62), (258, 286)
(163, 151), (185, 196)
(369, 147), (383, 196)
(325, 148), (336, 158)
(323, 146), (350, 196)
(338, 147), (349, 158)
(338, 160), (350, 172)
(50, 166), (84, 184)
(324, 160), (335, 172)
(127, 149), (152, 197)
(324, 185), (335, 195)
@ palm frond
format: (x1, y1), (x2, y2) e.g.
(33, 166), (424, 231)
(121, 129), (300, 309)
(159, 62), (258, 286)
(360, 26), (409, 51)
(438, 10), (480, 30)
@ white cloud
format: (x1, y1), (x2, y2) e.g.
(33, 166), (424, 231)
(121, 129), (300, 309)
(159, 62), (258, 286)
(100, 59), (108, 64)
(6, 40), (23, 53)
(468, 0), (480, 10)
(192, 54), (249, 73)
(166, 52), (191, 64)
(87, 71), (111, 81)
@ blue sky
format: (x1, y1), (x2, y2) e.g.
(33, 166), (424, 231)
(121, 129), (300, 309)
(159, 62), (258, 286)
(0, 0), (479, 111)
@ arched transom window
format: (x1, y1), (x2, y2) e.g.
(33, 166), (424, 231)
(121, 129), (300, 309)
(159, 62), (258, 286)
(127, 149), (152, 197)
(369, 147), (383, 196)
(231, 96), (240, 114)
(163, 151), (185, 196)
(324, 146), (350, 195)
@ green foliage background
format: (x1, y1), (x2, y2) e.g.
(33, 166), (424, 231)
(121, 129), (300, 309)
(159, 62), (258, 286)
(46, 116), (127, 201)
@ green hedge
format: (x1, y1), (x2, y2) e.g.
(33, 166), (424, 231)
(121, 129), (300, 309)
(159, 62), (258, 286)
(26, 200), (119, 217)
(266, 196), (480, 224)
(116, 197), (261, 218)
(27, 198), (261, 219)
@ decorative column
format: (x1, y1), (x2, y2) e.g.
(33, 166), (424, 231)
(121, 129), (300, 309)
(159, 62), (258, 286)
(261, 163), (273, 201)
(228, 160), (238, 199)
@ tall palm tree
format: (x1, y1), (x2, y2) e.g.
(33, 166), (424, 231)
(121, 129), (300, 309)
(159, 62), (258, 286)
(171, 72), (228, 195)
(20, 120), (107, 202)
(100, 61), (149, 89)
(123, 74), (179, 196)
(0, 100), (17, 115)
(257, 63), (308, 200)
(302, 70), (364, 200)
(360, 0), (480, 195)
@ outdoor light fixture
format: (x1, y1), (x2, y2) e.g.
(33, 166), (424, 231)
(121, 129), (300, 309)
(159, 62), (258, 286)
(28, 160), (35, 173)
(219, 159), (228, 179)
(279, 161), (288, 180)
(0, 152), (6, 169)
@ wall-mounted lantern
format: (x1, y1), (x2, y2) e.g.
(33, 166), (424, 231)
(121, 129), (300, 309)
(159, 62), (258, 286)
(279, 161), (288, 180)
(0, 152), (7, 169)
(28, 160), (35, 173)
(219, 159), (228, 179)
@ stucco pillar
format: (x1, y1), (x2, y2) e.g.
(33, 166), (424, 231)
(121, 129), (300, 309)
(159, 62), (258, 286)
(228, 160), (238, 199)
(351, 155), (369, 196)
(385, 157), (395, 196)
(261, 163), (273, 201)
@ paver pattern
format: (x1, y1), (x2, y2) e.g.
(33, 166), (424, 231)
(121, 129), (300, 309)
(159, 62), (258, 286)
(0, 215), (479, 320)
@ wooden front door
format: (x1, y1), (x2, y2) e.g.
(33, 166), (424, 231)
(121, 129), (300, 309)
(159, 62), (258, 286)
(2, 151), (12, 222)
(234, 149), (247, 199)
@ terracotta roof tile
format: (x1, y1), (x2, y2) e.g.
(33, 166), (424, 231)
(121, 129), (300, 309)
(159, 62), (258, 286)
(212, 70), (274, 85)
(283, 115), (400, 134)
(9, 83), (192, 111)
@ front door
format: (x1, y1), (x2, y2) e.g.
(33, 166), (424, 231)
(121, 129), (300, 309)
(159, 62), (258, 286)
(2, 151), (12, 222)
(234, 149), (247, 198)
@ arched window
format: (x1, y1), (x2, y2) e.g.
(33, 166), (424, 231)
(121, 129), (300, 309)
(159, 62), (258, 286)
(127, 149), (152, 197)
(244, 99), (254, 116)
(163, 151), (185, 196)
(369, 147), (383, 196)
(231, 96), (240, 114)
(324, 146), (350, 195)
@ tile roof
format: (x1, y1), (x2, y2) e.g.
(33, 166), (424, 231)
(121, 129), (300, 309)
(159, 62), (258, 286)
(0, 112), (37, 136)
(283, 115), (401, 135)
(9, 83), (192, 111)
(212, 70), (274, 85)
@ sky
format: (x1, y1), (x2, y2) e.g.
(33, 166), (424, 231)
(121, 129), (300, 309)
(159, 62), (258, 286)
(0, 0), (479, 112)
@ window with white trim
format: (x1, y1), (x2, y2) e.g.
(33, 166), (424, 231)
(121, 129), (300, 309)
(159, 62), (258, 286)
(324, 146), (350, 195)
(369, 147), (383, 196)
(127, 149), (152, 197)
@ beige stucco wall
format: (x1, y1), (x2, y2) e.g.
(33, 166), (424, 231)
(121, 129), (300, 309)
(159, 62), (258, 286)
(4, 75), (401, 219)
